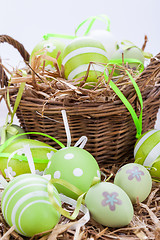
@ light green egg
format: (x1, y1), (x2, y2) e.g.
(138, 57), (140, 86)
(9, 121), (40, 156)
(87, 29), (117, 59)
(114, 163), (152, 204)
(0, 124), (28, 145)
(1, 174), (61, 237)
(134, 129), (160, 181)
(62, 36), (109, 85)
(85, 182), (134, 227)
(30, 38), (65, 70)
(45, 146), (101, 199)
(110, 41), (144, 74)
(0, 138), (56, 178)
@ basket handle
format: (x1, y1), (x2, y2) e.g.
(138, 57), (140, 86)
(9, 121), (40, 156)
(0, 34), (30, 87)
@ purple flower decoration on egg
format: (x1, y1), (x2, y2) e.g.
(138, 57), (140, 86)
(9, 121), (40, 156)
(101, 191), (122, 211)
(126, 166), (144, 182)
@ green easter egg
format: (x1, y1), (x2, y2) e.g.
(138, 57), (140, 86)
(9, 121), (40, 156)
(85, 182), (134, 227)
(1, 174), (61, 237)
(134, 129), (160, 181)
(62, 36), (108, 84)
(114, 163), (152, 204)
(0, 124), (28, 145)
(30, 38), (65, 70)
(87, 29), (117, 59)
(0, 139), (56, 178)
(45, 147), (101, 199)
(110, 42), (144, 73)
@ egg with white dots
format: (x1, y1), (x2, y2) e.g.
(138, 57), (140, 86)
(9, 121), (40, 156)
(114, 163), (152, 204)
(134, 129), (160, 181)
(45, 146), (101, 199)
(1, 174), (61, 237)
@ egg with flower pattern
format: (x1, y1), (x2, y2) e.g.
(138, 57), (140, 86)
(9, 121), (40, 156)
(45, 146), (101, 199)
(85, 182), (134, 227)
(0, 139), (56, 178)
(114, 163), (152, 204)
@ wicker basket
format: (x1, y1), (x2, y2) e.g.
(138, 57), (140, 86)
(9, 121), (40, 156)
(0, 35), (160, 166)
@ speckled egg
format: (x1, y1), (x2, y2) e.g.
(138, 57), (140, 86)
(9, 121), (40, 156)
(45, 147), (101, 199)
(85, 182), (134, 227)
(134, 129), (160, 181)
(1, 174), (61, 237)
(114, 163), (152, 204)
(0, 138), (56, 178)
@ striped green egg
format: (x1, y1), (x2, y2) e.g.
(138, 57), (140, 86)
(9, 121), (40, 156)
(62, 36), (109, 85)
(134, 129), (160, 181)
(1, 174), (61, 237)
(0, 139), (56, 178)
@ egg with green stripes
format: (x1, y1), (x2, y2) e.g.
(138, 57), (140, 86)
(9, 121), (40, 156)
(134, 129), (160, 181)
(1, 174), (61, 237)
(62, 36), (109, 86)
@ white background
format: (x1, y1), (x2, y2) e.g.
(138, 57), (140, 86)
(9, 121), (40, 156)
(0, 0), (160, 127)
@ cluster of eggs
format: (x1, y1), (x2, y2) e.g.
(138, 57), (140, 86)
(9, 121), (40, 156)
(0, 125), (154, 237)
(30, 27), (145, 86)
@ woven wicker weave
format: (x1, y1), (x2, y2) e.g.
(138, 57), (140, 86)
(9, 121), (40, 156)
(0, 35), (160, 166)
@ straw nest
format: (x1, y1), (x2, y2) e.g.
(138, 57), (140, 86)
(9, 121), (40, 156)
(0, 164), (160, 240)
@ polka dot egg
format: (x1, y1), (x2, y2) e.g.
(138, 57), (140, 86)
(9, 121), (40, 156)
(114, 163), (152, 204)
(62, 36), (109, 85)
(134, 129), (160, 181)
(45, 147), (101, 199)
(1, 174), (61, 237)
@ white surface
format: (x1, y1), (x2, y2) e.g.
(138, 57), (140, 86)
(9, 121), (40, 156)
(0, 0), (160, 127)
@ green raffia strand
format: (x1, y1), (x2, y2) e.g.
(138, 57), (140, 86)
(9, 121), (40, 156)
(104, 64), (143, 139)
(0, 132), (65, 153)
(109, 58), (144, 73)
(1, 73), (27, 145)
(75, 14), (111, 36)
(48, 178), (86, 220)
(43, 33), (76, 41)
(0, 152), (50, 163)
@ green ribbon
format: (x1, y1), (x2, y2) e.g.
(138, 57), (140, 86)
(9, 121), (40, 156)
(48, 178), (86, 220)
(1, 72), (27, 145)
(109, 58), (144, 73)
(43, 14), (111, 47)
(0, 152), (50, 163)
(104, 64), (143, 138)
(43, 33), (76, 41)
(75, 14), (111, 36)
(0, 131), (65, 154)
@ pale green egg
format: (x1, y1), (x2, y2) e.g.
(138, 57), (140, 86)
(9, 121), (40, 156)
(85, 182), (134, 227)
(114, 163), (152, 204)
